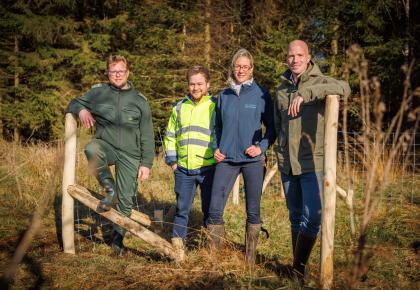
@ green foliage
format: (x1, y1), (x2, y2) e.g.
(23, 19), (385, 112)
(0, 0), (417, 142)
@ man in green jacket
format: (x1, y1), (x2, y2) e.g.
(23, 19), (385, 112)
(67, 55), (155, 254)
(274, 40), (350, 283)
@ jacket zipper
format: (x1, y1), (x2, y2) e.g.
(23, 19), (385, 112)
(117, 91), (121, 149)
(236, 88), (240, 160)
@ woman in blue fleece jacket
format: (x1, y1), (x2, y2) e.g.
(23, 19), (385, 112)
(206, 48), (276, 266)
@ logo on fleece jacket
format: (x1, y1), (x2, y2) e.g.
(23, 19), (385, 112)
(244, 104), (257, 109)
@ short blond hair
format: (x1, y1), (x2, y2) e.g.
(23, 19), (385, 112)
(107, 55), (129, 70)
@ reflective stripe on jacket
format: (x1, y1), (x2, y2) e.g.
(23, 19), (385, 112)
(164, 95), (217, 174)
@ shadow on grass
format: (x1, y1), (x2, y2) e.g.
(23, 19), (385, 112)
(226, 239), (293, 280)
(0, 231), (45, 290)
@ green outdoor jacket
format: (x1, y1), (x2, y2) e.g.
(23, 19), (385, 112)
(67, 82), (155, 168)
(274, 62), (350, 175)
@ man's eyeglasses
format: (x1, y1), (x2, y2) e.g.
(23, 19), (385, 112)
(108, 70), (127, 76)
(234, 65), (251, 72)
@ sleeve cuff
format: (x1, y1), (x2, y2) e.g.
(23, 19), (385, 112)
(165, 156), (177, 165)
(259, 140), (269, 153)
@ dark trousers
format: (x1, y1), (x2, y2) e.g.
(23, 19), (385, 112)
(173, 167), (215, 239)
(84, 139), (140, 235)
(207, 160), (265, 225)
(281, 171), (323, 238)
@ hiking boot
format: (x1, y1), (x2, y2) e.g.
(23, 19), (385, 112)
(171, 237), (186, 263)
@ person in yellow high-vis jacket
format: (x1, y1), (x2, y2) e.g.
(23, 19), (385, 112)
(164, 65), (217, 246)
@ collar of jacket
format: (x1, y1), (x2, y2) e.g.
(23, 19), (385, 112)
(281, 61), (323, 85)
(108, 80), (134, 92)
(228, 78), (255, 95)
(185, 94), (213, 105)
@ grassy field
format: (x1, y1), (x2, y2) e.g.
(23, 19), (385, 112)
(0, 139), (419, 289)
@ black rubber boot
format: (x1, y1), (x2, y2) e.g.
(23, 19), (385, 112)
(245, 223), (261, 267)
(291, 230), (299, 258)
(207, 224), (224, 251)
(292, 232), (317, 284)
(98, 178), (116, 211)
(111, 230), (124, 256)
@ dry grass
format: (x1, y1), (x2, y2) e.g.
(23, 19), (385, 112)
(0, 138), (419, 289)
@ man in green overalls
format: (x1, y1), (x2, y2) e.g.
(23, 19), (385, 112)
(67, 55), (155, 254)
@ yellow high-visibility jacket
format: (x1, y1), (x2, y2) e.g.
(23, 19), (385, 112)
(164, 95), (217, 173)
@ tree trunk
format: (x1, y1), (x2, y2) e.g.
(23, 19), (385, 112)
(13, 36), (20, 143)
(205, 0), (211, 69)
(181, 24), (186, 52)
(329, 21), (339, 76)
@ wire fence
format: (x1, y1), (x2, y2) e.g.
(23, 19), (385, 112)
(73, 131), (419, 249)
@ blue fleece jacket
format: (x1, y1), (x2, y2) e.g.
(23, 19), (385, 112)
(215, 80), (276, 163)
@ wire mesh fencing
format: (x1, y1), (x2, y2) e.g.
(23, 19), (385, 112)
(72, 131), (419, 250)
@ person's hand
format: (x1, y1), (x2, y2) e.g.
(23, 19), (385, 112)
(171, 163), (177, 171)
(79, 109), (95, 128)
(288, 93), (303, 117)
(214, 148), (225, 163)
(138, 166), (150, 181)
(245, 145), (262, 157)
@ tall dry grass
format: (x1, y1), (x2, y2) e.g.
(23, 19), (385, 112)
(342, 44), (419, 287)
(0, 139), (63, 287)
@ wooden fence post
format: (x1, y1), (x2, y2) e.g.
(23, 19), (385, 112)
(62, 113), (77, 254)
(232, 175), (240, 205)
(320, 95), (339, 289)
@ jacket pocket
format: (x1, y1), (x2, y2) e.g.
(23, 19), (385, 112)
(122, 107), (141, 126)
(94, 104), (115, 123)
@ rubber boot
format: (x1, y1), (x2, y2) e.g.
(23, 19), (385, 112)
(245, 223), (261, 267)
(292, 232), (317, 284)
(207, 224), (224, 251)
(291, 230), (299, 258)
(98, 178), (116, 211)
(111, 230), (124, 256)
(171, 237), (186, 263)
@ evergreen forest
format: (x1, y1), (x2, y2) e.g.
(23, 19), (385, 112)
(0, 0), (418, 142)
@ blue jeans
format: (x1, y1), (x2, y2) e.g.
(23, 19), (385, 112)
(281, 171), (323, 238)
(173, 167), (215, 239)
(207, 160), (264, 225)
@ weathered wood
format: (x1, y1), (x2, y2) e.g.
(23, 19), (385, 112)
(336, 185), (347, 199)
(262, 162), (285, 198)
(262, 162), (277, 193)
(62, 113), (77, 254)
(131, 209), (152, 227)
(320, 95), (339, 289)
(232, 175), (240, 205)
(68, 184), (176, 260)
